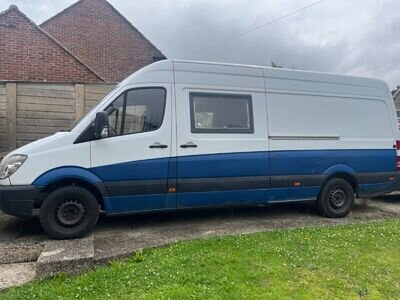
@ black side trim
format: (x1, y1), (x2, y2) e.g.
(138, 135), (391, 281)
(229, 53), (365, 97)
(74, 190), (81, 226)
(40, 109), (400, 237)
(102, 172), (398, 198)
(105, 180), (167, 196)
(178, 176), (270, 193)
(355, 172), (397, 184)
(271, 174), (326, 188)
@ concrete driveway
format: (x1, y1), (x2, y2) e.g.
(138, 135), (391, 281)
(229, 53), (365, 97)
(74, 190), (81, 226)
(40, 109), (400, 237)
(1, 197), (400, 290)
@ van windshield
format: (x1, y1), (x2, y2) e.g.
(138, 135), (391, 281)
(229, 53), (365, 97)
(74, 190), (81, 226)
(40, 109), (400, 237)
(68, 85), (120, 131)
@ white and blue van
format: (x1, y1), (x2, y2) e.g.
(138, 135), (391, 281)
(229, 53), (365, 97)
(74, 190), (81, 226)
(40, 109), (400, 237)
(0, 60), (399, 239)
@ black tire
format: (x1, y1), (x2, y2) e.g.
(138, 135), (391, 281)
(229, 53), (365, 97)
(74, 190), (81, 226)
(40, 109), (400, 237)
(39, 186), (99, 239)
(317, 178), (354, 218)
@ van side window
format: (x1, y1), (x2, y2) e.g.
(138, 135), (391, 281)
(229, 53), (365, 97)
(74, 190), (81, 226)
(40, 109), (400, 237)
(106, 88), (166, 136)
(190, 92), (254, 133)
(107, 94), (124, 135)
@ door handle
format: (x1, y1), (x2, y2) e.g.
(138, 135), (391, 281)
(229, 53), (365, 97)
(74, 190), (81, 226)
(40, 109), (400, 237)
(149, 142), (168, 149)
(180, 142), (198, 149)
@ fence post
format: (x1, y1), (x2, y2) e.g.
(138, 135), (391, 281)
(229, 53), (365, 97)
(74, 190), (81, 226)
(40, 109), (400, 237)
(75, 83), (85, 121)
(5, 82), (17, 151)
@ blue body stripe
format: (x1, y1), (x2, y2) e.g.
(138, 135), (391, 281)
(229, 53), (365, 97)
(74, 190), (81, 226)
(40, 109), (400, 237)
(104, 194), (173, 214)
(33, 166), (103, 186)
(33, 149), (397, 215)
(177, 152), (269, 178)
(270, 149), (396, 175)
(90, 158), (170, 181)
(87, 149), (397, 182)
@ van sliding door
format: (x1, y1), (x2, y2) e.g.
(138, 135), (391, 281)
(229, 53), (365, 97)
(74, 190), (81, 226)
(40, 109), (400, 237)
(175, 88), (270, 208)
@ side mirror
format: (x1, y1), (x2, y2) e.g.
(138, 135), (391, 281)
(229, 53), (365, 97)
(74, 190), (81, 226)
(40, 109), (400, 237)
(94, 111), (109, 139)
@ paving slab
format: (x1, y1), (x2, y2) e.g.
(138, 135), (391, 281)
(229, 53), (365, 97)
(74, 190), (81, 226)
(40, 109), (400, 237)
(0, 213), (48, 265)
(36, 234), (94, 278)
(0, 241), (44, 264)
(0, 263), (36, 291)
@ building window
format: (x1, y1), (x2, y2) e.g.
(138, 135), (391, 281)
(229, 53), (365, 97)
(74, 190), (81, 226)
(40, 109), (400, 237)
(190, 92), (254, 133)
(106, 88), (166, 136)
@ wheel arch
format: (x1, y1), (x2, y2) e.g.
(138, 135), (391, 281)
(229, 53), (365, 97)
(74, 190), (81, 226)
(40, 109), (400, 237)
(322, 165), (359, 195)
(33, 167), (108, 210)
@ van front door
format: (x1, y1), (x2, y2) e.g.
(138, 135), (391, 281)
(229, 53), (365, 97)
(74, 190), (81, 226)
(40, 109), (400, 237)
(175, 88), (270, 208)
(90, 84), (173, 214)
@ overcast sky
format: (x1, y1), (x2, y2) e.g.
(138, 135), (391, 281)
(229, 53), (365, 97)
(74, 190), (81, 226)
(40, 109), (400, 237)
(1, 0), (399, 89)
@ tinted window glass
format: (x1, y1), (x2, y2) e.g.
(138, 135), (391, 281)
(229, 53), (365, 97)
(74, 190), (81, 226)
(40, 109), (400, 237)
(190, 93), (254, 133)
(105, 88), (166, 136)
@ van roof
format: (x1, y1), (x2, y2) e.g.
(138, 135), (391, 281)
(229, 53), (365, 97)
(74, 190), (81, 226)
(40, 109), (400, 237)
(122, 59), (390, 99)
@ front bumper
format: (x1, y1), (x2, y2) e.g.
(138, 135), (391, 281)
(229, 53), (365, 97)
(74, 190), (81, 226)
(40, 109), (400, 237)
(0, 185), (42, 218)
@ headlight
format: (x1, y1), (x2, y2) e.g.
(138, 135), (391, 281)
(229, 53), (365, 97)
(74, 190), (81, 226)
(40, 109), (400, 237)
(0, 155), (28, 179)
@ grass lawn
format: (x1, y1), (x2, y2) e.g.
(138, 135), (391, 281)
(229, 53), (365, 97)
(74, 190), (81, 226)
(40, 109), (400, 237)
(3, 220), (400, 299)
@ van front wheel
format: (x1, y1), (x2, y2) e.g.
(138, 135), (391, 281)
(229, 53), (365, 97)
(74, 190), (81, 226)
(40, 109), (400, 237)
(317, 178), (354, 218)
(39, 186), (99, 239)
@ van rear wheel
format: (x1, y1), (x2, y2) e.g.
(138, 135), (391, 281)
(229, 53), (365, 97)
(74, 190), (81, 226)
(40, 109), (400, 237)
(317, 178), (354, 218)
(39, 186), (99, 239)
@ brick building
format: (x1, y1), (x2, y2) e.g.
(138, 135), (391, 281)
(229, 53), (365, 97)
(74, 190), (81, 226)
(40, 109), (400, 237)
(0, 0), (166, 83)
(0, 5), (103, 82)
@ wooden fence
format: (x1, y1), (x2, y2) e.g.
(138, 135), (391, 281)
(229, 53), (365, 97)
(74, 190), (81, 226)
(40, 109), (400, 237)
(0, 82), (116, 154)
